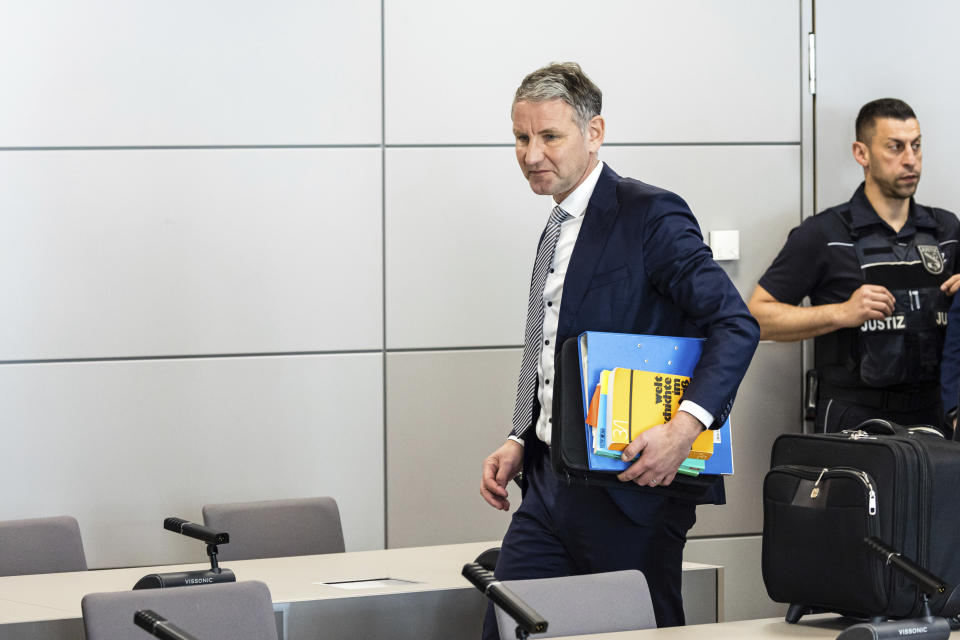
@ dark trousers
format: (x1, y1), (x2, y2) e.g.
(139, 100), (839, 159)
(481, 446), (696, 640)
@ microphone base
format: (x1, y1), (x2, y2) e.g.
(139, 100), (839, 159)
(133, 568), (236, 590)
(837, 616), (951, 640)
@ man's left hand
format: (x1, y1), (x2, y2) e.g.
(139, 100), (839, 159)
(941, 274), (960, 295)
(616, 411), (705, 487)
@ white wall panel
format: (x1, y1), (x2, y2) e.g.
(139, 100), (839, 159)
(386, 349), (520, 548)
(0, 1), (381, 146)
(386, 0), (799, 144)
(387, 146), (798, 349)
(601, 145), (802, 299)
(0, 148), (382, 360)
(386, 344), (802, 546)
(685, 536), (788, 622)
(693, 341), (802, 537)
(816, 1), (960, 212)
(385, 147), (545, 349)
(0, 354), (384, 568)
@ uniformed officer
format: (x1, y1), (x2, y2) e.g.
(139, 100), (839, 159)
(749, 98), (960, 433)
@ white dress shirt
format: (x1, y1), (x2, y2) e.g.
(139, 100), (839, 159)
(510, 160), (713, 447)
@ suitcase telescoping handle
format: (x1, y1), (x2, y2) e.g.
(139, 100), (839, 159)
(804, 369), (817, 421)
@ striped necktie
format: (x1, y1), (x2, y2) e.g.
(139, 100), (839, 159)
(511, 205), (573, 439)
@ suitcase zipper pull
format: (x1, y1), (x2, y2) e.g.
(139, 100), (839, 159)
(859, 471), (877, 515)
(810, 467), (828, 498)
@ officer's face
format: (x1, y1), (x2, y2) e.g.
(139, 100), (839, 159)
(859, 117), (922, 200)
(512, 99), (604, 203)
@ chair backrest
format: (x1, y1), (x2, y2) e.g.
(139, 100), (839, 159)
(0, 515), (87, 576)
(475, 546), (500, 571)
(202, 496), (344, 561)
(82, 580), (279, 640)
(494, 570), (656, 639)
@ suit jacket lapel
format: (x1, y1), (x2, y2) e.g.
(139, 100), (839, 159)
(557, 163), (621, 338)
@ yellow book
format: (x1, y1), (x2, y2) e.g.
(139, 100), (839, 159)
(608, 368), (632, 451)
(606, 368), (713, 460)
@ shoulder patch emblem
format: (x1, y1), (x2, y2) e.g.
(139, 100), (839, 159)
(918, 244), (945, 275)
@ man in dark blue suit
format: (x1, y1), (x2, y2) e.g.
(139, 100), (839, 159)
(479, 63), (759, 638)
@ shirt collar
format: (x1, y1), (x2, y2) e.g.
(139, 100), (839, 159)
(555, 160), (605, 217)
(849, 181), (935, 235)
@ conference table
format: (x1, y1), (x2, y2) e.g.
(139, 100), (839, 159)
(554, 615), (873, 639)
(0, 540), (720, 640)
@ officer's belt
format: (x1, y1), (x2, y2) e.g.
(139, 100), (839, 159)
(820, 381), (940, 412)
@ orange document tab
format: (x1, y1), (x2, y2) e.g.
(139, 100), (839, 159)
(586, 384), (601, 427)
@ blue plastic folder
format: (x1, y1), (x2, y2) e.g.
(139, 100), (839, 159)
(577, 331), (734, 475)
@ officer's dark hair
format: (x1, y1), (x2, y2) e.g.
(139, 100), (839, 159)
(513, 62), (602, 133)
(855, 98), (917, 144)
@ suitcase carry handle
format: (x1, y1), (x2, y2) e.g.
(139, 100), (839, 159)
(849, 419), (945, 439)
(851, 418), (898, 436)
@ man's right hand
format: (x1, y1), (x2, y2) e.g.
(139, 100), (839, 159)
(835, 284), (896, 327)
(480, 439), (524, 511)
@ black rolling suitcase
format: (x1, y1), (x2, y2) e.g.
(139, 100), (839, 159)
(762, 420), (960, 622)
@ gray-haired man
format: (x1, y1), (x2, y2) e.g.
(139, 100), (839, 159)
(479, 62), (758, 637)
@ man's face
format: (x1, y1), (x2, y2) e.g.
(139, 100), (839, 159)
(857, 117), (922, 200)
(511, 99), (603, 203)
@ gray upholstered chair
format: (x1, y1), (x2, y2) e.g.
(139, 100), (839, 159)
(202, 496), (344, 561)
(82, 580), (278, 640)
(494, 570), (656, 639)
(0, 515), (87, 576)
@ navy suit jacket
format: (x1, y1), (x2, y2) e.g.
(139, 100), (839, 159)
(522, 163), (760, 513)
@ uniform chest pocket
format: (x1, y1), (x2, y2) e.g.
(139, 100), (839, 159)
(858, 286), (945, 385)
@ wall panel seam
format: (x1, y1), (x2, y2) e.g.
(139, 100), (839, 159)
(381, 0), (389, 549)
(388, 141), (801, 149)
(0, 349), (384, 366)
(0, 142), (802, 152)
(0, 145), (381, 152)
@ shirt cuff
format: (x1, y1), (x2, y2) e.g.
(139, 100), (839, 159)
(679, 400), (714, 430)
(507, 435), (525, 447)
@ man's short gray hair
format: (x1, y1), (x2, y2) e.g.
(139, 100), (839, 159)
(513, 62), (602, 132)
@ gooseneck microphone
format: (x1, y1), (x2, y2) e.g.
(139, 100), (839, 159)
(836, 538), (952, 640)
(163, 518), (229, 546)
(864, 536), (946, 596)
(462, 563), (547, 636)
(134, 610), (200, 640)
(133, 517), (236, 590)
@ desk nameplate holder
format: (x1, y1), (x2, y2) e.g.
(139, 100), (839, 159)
(314, 578), (419, 590)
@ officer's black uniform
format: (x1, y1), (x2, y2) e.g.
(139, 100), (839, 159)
(759, 183), (959, 432)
